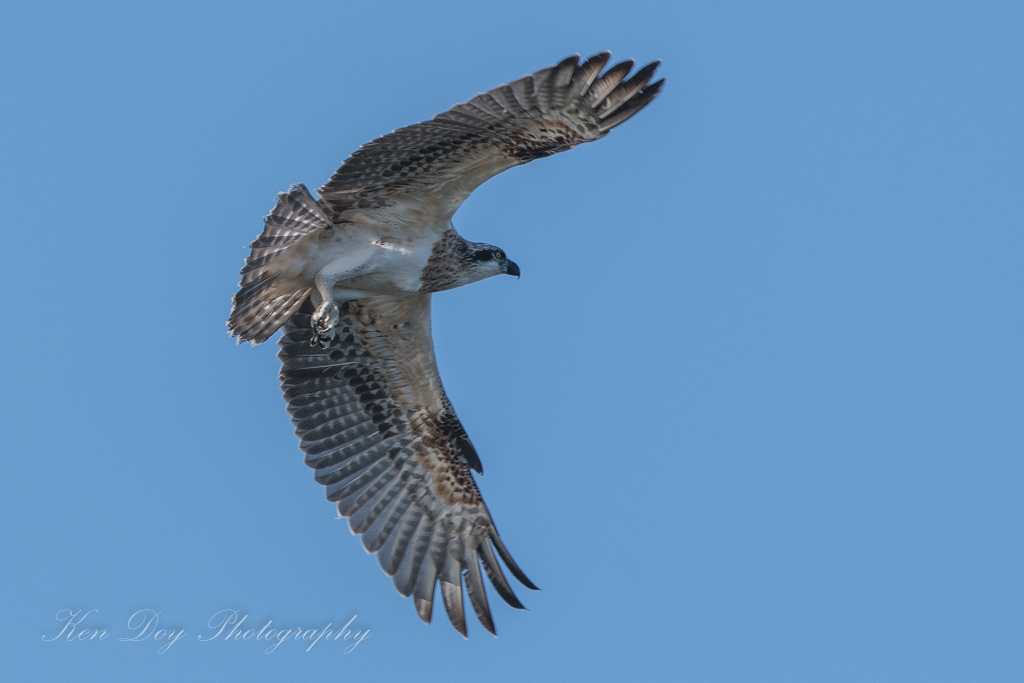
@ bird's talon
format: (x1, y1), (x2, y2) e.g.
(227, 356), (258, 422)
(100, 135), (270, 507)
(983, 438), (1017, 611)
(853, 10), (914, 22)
(311, 300), (340, 348)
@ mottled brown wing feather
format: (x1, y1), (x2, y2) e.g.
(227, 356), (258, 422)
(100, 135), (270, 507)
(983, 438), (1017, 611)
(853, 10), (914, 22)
(318, 52), (663, 221)
(277, 294), (535, 637)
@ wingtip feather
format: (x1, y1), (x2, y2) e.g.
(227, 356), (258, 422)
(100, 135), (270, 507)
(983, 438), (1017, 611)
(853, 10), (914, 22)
(489, 530), (539, 591)
(479, 539), (526, 609)
(465, 551), (496, 636)
(440, 554), (467, 637)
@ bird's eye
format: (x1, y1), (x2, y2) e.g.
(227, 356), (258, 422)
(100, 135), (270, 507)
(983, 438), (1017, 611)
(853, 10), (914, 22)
(493, 249), (505, 260)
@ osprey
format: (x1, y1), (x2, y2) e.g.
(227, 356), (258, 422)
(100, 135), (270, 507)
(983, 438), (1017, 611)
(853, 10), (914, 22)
(228, 52), (662, 637)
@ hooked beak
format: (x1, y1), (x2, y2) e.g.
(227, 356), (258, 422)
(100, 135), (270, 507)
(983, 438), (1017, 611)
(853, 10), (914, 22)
(503, 260), (521, 278)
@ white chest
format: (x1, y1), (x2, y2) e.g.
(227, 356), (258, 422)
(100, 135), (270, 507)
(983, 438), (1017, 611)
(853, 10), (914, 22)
(360, 235), (437, 292)
(306, 227), (440, 298)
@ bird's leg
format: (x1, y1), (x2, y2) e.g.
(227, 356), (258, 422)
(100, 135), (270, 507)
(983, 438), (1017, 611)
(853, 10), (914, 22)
(311, 251), (375, 348)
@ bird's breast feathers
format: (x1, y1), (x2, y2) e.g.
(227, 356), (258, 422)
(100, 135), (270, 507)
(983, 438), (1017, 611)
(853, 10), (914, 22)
(275, 219), (444, 295)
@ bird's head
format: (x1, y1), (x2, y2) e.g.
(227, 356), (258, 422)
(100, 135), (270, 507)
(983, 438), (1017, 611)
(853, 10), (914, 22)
(457, 241), (520, 285)
(420, 233), (520, 293)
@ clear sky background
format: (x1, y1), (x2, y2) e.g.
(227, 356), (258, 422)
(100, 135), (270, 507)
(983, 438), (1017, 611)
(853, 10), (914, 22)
(2, 1), (1022, 681)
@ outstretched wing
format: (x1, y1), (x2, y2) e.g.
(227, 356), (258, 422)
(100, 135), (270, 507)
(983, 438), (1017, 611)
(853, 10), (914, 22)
(278, 294), (536, 637)
(318, 51), (663, 222)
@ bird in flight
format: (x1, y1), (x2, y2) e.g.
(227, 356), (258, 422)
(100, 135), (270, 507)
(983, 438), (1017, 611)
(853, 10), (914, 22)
(228, 52), (663, 637)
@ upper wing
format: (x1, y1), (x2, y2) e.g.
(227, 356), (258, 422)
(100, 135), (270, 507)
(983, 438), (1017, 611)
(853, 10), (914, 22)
(278, 294), (535, 636)
(318, 52), (663, 222)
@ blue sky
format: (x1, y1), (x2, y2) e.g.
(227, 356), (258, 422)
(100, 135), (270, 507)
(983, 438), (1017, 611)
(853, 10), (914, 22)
(2, 1), (1022, 681)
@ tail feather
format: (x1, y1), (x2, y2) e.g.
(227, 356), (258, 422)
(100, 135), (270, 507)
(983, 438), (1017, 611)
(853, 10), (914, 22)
(228, 184), (329, 344)
(230, 286), (310, 345)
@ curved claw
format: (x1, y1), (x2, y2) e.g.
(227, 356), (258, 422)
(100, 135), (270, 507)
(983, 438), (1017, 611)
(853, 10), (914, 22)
(311, 300), (340, 348)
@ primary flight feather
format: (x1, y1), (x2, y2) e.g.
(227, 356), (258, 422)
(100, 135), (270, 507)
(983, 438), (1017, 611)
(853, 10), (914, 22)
(229, 52), (663, 637)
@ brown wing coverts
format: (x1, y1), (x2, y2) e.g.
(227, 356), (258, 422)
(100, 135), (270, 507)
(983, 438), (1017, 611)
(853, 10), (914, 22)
(228, 184), (327, 343)
(278, 297), (536, 636)
(318, 52), (663, 215)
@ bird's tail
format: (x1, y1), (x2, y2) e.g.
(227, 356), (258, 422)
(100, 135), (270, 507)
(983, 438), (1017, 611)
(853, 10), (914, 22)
(228, 184), (329, 344)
